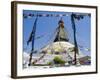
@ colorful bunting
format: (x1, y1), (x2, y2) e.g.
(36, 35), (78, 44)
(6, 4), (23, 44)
(23, 13), (91, 19)
(23, 13), (69, 18)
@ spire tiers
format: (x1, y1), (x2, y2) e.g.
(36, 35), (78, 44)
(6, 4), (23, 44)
(58, 19), (64, 28)
(54, 19), (69, 42)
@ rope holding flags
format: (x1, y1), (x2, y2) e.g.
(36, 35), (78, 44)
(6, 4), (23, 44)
(23, 13), (90, 19)
(71, 13), (84, 65)
(27, 16), (38, 66)
(27, 17), (38, 45)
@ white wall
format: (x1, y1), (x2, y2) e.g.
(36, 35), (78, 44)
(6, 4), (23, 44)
(0, 0), (100, 80)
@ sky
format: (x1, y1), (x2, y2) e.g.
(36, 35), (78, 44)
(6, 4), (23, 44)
(23, 10), (91, 56)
